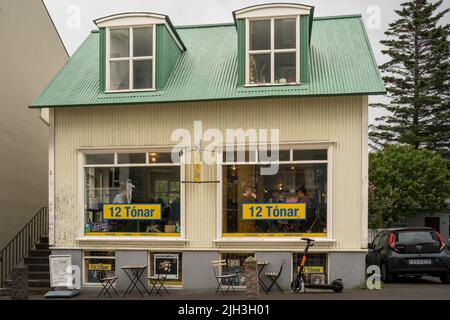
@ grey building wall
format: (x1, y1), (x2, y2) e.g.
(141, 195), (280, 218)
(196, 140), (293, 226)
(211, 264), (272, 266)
(115, 250), (149, 291)
(407, 213), (450, 241)
(329, 252), (366, 289)
(182, 251), (219, 291)
(0, 0), (67, 248)
(255, 252), (292, 291)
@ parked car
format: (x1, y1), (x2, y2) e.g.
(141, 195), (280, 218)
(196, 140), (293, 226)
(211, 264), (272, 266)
(366, 227), (450, 283)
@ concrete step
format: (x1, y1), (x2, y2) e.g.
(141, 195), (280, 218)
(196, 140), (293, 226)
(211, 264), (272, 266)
(29, 271), (50, 280)
(27, 264), (49, 272)
(0, 288), (11, 297)
(6, 279), (50, 288)
(29, 250), (51, 257)
(36, 243), (50, 250)
(24, 256), (49, 265)
(40, 237), (49, 244)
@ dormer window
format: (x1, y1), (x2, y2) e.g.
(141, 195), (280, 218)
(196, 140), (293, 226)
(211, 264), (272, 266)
(107, 26), (155, 91)
(233, 3), (313, 86)
(248, 17), (299, 85)
(95, 13), (186, 93)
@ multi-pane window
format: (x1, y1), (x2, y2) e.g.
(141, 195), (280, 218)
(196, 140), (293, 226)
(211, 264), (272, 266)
(247, 17), (298, 85)
(84, 151), (181, 236)
(108, 26), (154, 91)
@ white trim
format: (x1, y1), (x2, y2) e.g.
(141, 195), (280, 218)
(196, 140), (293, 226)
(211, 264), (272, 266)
(95, 13), (166, 28)
(234, 4), (311, 19)
(48, 108), (55, 246)
(106, 25), (155, 92)
(361, 96), (369, 248)
(246, 16), (300, 85)
(213, 238), (336, 244)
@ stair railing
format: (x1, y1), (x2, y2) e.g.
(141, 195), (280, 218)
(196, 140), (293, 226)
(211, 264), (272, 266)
(0, 207), (48, 288)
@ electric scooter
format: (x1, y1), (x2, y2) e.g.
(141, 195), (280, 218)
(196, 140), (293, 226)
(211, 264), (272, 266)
(290, 238), (344, 293)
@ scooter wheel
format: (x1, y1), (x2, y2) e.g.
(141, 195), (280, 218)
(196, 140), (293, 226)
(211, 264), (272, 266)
(290, 278), (303, 293)
(331, 280), (344, 293)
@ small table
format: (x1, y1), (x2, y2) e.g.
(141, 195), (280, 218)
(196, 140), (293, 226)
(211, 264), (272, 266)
(121, 265), (150, 297)
(257, 261), (269, 294)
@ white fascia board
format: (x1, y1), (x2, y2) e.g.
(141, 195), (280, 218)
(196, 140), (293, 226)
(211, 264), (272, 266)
(234, 4), (312, 19)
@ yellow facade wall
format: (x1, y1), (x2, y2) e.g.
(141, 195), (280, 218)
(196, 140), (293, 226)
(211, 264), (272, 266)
(52, 96), (368, 252)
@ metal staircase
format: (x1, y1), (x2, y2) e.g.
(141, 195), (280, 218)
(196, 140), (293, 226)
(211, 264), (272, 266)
(0, 207), (49, 293)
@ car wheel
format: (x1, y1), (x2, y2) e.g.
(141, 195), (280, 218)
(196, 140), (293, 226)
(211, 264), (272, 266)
(381, 262), (394, 283)
(440, 273), (450, 284)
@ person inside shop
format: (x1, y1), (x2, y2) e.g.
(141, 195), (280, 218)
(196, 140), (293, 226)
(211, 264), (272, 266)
(296, 186), (319, 233)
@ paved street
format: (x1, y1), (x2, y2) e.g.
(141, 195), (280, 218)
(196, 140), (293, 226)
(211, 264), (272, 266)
(2, 276), (449, 300)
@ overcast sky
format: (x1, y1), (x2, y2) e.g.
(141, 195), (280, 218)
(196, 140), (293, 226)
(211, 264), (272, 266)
(43, 0), (450, 124)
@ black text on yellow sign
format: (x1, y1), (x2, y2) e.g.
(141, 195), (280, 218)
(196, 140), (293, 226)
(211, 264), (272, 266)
(103, 204), (162, 220)
(242, 203), (307, 220)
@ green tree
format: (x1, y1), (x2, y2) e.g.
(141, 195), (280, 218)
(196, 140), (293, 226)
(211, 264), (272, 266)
(369, 145), (450, 228)
(370, 0), (450, 159)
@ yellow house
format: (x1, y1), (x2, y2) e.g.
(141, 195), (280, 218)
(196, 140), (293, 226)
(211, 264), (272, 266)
(31, 3), (384, 290)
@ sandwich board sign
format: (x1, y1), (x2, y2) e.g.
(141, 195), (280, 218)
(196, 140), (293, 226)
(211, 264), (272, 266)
(46, 255), (80, 298)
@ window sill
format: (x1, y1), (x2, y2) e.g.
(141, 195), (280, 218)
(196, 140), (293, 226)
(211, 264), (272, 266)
(244, 82), (300, 88)
(104, 88), (157, 94)
(76, 236), (189, 243)
(214, 237), (336, 244)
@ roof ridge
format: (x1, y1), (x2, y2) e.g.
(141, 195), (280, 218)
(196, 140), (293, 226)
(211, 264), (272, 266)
(314, 14), (362, 20)
(174, 22), (235, 29)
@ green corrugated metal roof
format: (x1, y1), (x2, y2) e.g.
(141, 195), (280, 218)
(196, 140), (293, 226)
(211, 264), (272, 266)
(31, 15), (385, 108)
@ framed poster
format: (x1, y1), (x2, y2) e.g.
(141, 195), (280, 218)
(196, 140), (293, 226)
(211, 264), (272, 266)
(49, 255), (72, 288)
(154, 253), (179, 279)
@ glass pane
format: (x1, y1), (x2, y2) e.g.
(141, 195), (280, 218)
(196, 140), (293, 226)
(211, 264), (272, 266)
(250, 20), (271, 50)
(223, 149), (257, 163)
(222, 163), (327, 235)
(249, 54), (271, 84)
(293, 149), (328, 161)
(85, 154), (114, 165)
(275, 52), (296, 84)
(275, 18), (296, 49)
(133, 60), (152, 89)
(149, 152), (176, 164)
(259, 149), (290, 162)
(110, 28), (129, 58)
(117, 153), (146, 164)
(110, 61), (129, 90)
(84, 166), (181, 235)
(133, 27), (153, 57)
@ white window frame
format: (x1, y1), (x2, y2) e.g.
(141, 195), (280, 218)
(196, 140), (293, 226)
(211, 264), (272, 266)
(215, 143), (334, 242)
(82, 251), (116, 287)
(105, 25), (156, 92)
(245, 15), (300, 86)
(78, 148), (185, 241)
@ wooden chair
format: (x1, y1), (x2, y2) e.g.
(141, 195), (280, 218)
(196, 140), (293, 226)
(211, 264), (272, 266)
(211, 260), (239, 296)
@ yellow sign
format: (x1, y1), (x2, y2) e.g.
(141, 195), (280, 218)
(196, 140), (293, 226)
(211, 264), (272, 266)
(242, 203), (306, 220)
(103, 204), (162, 220)
(88, 263), (112, 271)
(303, 266), (324, 273)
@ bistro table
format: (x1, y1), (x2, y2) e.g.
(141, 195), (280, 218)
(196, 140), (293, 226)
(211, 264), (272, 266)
(257, 261), (269, 294)
(121, 265), (151, 297)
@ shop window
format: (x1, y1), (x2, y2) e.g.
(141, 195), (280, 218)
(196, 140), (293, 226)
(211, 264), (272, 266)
(222, 148), (328, 237)
(221, 252), (254, 286)
(84, 152), (181, 236)
(248, 17), (298, 85)
(108, 26), (154, 91)
(149, 252), (183, 286)
(292, 252), (328, 284)
(84, 251), (115, 284)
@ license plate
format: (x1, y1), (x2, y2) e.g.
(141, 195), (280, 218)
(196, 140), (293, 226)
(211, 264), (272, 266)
(408, 259), (432, 265)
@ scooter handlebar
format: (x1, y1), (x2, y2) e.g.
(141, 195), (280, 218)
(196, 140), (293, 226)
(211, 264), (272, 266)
(301, 238), (315, 245)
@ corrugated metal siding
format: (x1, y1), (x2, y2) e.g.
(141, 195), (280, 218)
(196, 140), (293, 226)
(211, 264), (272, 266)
(33, 16), (384, 107)
(53, 96), (365, 251)
(156, 24), (183, 89)
(236, 19), (245, 86)
(300, 15), (310, 83)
